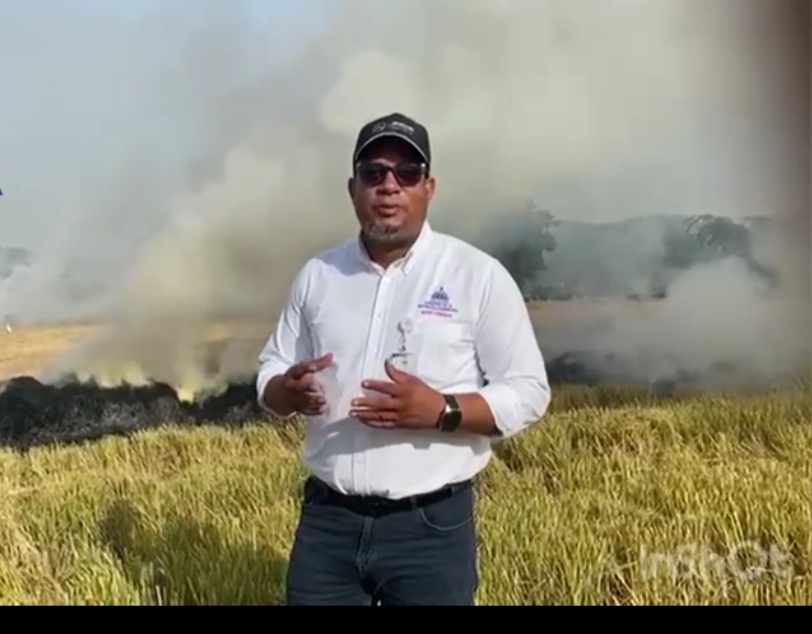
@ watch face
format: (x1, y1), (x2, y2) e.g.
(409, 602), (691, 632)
(441, 410), (462, 431)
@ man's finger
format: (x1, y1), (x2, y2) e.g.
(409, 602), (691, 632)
(384, 359), (411, 382)
(353, 409), (398, 420)
(298, 396), (327, 416)
(303, 393), (326, 406)
(350, 395), (398, 411)
(353, 410), (398, 427)
(290, 372), (314, 388)
(286, 363), (306, 380)
(291, 358), (334, 392)
(285, 375), (316, 396)
(288, 353), (334, 379)
(303, 352), (333, 371)
(360, 380), (403, 396)
(309, 352), (334, 371)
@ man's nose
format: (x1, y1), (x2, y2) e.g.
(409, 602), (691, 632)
(379, 170), (402, 191)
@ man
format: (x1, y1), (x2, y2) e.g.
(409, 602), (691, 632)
(256, 112), (551, 606)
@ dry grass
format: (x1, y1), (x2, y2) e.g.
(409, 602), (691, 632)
(1, 317), (808, 604)
(0, 320), (270, 381)
(0, 383), (809, 605)
(0, 324), (99, 379)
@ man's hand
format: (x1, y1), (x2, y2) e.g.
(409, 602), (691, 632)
(266, 353), (334, 416)
(349, 360), (445, 430)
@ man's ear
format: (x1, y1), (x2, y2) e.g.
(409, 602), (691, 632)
(425, 175), (436, 202)
(347, 177), (355, 199)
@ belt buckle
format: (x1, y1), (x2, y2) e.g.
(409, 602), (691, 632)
(368, 497), (393, 516)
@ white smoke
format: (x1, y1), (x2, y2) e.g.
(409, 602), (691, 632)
(0, 0), (806, 391)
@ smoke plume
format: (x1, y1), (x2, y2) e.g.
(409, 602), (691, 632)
(0, 0), (808, 395)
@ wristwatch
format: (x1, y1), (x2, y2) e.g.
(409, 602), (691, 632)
(436, 394), (462, 432)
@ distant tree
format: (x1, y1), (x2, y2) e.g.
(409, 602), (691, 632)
(664, 215), (749, 268)
(662, 214), (777, 286)
(483, 200), (558, 298)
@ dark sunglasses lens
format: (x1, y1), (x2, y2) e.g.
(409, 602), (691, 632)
(358, 164), (387, 185)
(357, 162), (424, 186)
(394, 164), (423, 185)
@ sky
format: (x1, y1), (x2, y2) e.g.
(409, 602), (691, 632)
(0, 0), (328, 247)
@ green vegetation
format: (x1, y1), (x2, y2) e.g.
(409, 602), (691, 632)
(465, 209), (777, 300)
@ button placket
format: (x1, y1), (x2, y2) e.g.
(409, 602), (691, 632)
(353, 270), (394, 494)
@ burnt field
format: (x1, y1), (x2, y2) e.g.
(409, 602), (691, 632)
(0, 338), (681, 451)
(0, 374), (265, 450)
(0, 301), (806, 452)
(0, 366), (666, 451)
(0, 347), (789, 452)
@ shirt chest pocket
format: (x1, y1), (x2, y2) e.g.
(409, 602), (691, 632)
(410, 320), (474, 391)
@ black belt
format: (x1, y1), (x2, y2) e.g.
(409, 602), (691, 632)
(307, 476), (472, 517)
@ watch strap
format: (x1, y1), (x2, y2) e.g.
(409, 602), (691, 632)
(437, 394), (461, 432)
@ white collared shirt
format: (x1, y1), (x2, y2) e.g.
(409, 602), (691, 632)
(256, 221), (551, 499)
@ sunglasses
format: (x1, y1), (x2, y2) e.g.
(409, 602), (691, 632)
(355, 161), (427, 187)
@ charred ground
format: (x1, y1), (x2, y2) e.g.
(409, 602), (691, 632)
(0, 343), (782, 452)
(0, 374), (264, 450)
(0, 362), (603, 451)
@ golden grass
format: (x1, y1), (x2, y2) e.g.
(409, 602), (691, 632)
(0, 383), (809, 605)
(0, 324), (99, 379)
(0, 320), (270, 381)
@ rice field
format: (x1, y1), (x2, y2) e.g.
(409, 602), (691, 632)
(0, 311), (809, 605)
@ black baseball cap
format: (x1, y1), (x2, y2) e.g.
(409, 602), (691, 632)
(352, 112), (431, 167)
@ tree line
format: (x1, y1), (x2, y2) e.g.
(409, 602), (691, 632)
(476, 203), (777, 301)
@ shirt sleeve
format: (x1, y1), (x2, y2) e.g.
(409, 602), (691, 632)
(256, 262), (317, 418)
(474, 258), (552, 439)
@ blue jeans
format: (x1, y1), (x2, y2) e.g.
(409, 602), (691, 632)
(285, 476), (479, 605)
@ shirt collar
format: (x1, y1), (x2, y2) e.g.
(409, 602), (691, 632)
(353, 221), (433, 275)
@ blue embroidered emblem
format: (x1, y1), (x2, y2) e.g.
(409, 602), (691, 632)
(418, 286), (457, 317)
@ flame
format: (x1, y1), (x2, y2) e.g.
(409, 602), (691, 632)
(71, 358), (226, 403)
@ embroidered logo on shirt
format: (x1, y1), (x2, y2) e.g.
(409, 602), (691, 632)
(418, 286), (457, 317)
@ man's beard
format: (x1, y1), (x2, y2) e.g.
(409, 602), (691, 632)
(362, 220), (415, 246)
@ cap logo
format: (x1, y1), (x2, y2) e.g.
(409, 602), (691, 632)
(371, 120), (415, 136)
(389, 121), (414, 135)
